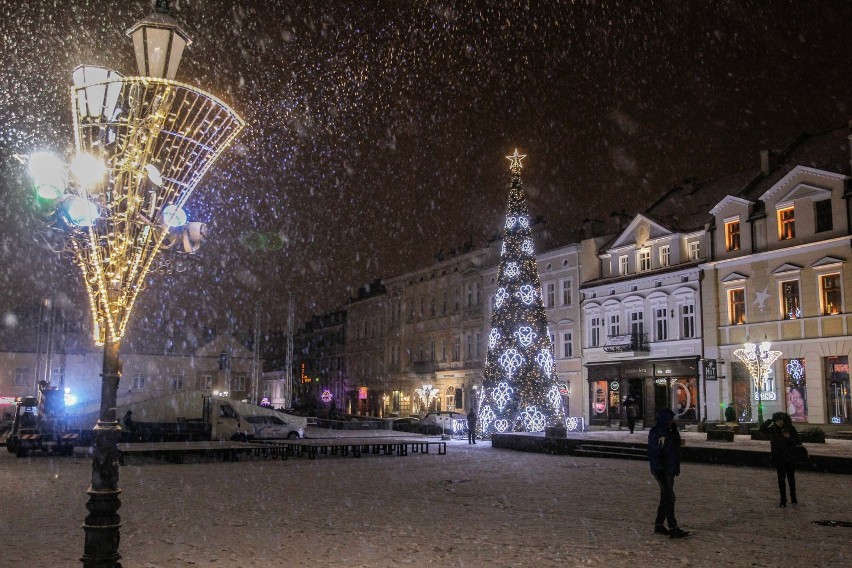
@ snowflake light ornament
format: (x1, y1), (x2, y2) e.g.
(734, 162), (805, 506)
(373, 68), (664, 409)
(494, 419), (509, 433)
(479, 405), (496, 428)
(504, 262), (520, 279)
(501, 242), (507, 255)
(547, 384), (561, 409)
(492, 381), (515, 410)
(518, 216), (530, 229)
(514, 326), (536, 347)
(521, 238), (534, 255)
(505, 216), (516, 230)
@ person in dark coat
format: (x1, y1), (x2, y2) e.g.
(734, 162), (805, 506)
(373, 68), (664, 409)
(724, 403), (736, 423)
(466, 408), (477, 444)
(647, 408), (689, 538)
(760, 411), (802, 507)
(623, 394), (639, 433)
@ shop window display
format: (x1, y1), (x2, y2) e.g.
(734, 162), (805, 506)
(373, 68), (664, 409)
(826, 356), (850, 424)
(784, 358), (807, 422)
(591, 380), (608, 419)
(673, 378), (697, 420)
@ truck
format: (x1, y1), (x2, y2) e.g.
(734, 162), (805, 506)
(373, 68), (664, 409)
(72, 391), (307, 443)
(6, 382), (79, 457)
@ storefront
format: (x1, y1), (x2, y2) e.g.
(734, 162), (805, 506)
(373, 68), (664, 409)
(587, 358), (700, 427)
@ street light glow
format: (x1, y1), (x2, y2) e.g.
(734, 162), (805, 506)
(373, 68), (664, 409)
(70, 152), (106, 189)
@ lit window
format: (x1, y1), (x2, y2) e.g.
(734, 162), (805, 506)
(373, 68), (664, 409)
(725, 220), (741, 251)
(619, 255), (629, 275)
(728, 288), (746, 325)
(659, 246), (670, 267)
(778, 206), (795, 240)
(780, 281), (801, 319)
(688, 241), (700, 261)
(820, 274), (842, 315)
(637, 249), (651, 272)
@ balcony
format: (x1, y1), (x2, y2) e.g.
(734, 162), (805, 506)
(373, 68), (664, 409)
(603, 333), (649, 357)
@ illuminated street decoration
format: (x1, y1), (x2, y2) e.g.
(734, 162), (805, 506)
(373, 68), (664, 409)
(786, 359), (805, 383)
(415, 384), (439, 409)
(488, 329), (500, 349)
(514, 326), (536, 347)
(517, 284), (536, 304)
(478, 150), (567, 436)
(734, 340), (782, 423)
(321, 389), (333, 403)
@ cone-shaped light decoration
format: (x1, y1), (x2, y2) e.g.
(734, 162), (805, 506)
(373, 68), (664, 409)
(477, 150), (568, 435)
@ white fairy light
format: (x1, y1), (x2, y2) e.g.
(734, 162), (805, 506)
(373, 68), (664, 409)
(494, 287), (509, 308)
(494, 419), (509, 433)
(521, 238), (534, 255)
(488, 328), (500, 349)
(505, 262), (520, 279)
(514, 326), (536, 347)
(491, 381), (515, 410)
(505, 216), (516, 229)
(517, 284), (536, 304)
(521, 405), (546, 432)
(536, 349), (554, 376)
(547, 384), (561, 409)
(518, 216), (530, 229)
(499, 349), (524, 379)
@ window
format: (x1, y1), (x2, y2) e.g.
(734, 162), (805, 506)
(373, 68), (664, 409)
(820, 274), (841, 315)
(637, 249), (651, 272)
(618, 255), (629, 275)
(654, 307), (668, 341)
(429, 339), (435, 361)
(233, 374), (246, 392)
(561, 279), (573, 306)
(475, 332), (482, 358)
(132, 374), (146, 390)
(466, 334), (473, 360)
(783, 358), (807, 422)
(780, 281), (801, 319)
(171, 375), (184, 391)
(196, 374), (212, 390)
(50, 367), (65, 384)
(562, 331), (573, 358)
(825, 356), (850, 424)
(440, 339), (447, 361)
(728, 288), (746, 325)
(14, 368), (29, 386)
(590, 317), (602, 348)
(681, 304), (696, 338)
(441, 291), (447, 315)
(445, 386), (455, 411)
(452, 335), (460, 361)
(659, 246), (670, 267)
(778, 206), (795, 240)
(454, 287), (460, 312)
(629, 310), (644, 338)
(608, 314), (620, 337)
(815, 200), (833, 233)
(545, 283), (555, 307)
(688, 241), (700, 261)
(725, 220), (741, 251)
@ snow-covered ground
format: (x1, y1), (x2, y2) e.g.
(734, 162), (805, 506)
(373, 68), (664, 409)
(1, 432), (849, 568)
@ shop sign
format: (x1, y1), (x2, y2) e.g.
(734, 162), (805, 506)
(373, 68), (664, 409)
(702, 359), (718, 381)
(358, 387), (368, 400)
(619, 362), (652, 378)
(654, 359), (698, 377)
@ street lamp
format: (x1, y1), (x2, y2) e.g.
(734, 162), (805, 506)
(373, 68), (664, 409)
(415, 384), (438, 415)
(733, 339), (782, 424)
(23, 2), (243, 566)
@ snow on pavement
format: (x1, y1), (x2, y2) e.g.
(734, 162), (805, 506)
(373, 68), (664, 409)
(1, 438), (849, 568)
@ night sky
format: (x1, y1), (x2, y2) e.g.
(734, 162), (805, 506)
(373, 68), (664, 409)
(2, 0), (852, 337)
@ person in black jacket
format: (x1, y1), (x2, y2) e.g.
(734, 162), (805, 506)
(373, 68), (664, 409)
(647, 408), (689, 538)
(761, 411), (802, 507)
(466, 408), (477, 444)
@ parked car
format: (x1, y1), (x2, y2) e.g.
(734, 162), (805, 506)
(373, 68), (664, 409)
(419, 411), (468, 435)
(388, 417), (421, 433)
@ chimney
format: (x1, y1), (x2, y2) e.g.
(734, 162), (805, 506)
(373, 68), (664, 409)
(760, 149), (777, 175)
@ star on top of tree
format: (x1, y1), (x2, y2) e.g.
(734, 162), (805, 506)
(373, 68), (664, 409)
(506, 148), (526, 172)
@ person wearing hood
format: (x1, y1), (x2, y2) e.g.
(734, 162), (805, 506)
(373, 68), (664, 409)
(647, 408), (690, 538)
(760, 411), (802, 507)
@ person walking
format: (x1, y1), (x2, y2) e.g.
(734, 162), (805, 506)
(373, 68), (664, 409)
(648, 408), (689, 539)
(761, 412), (802, 507)
(724, 403), (737, 423)
(623, 394), (639, 433)
(467, 408), (477, 444)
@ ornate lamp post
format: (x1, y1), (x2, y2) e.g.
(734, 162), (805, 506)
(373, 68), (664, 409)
(24, 2), (243, 566)
(733, 340), (782, 424)
(415, 384), (439, 415)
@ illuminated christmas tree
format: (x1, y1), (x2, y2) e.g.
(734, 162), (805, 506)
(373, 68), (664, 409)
(478, 150), (567, 436)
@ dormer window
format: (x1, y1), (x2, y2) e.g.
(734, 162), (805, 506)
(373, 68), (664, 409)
(619, 255), (629, 275)
(637, 249), (651, 272)
(815, 200), (833, 233)
(659, 245), (670, 267)
(688, 241), (700, 261)
(778, 206), (795, 240)
(724, 219), (740, 251)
